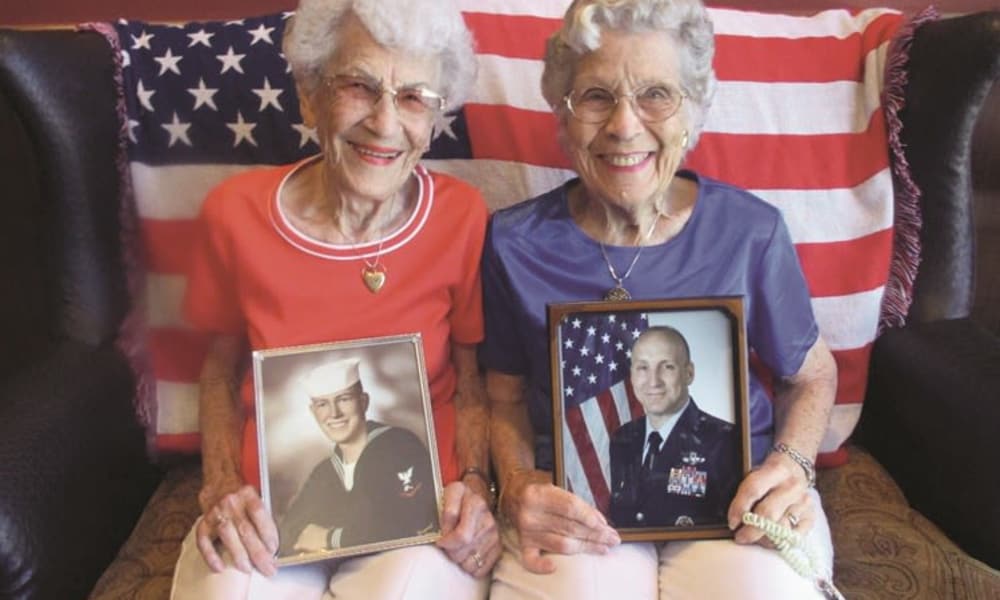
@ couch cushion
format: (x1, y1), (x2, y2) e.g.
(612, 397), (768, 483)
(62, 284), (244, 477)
(90, 446), (1000, 598)
(817, 446), (1000, 599)
(88, 462), (201, 600)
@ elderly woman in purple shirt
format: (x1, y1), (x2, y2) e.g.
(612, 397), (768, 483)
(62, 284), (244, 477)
(480, 0), (838, 598)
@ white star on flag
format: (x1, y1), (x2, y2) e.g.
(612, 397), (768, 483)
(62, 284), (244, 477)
(227, 111), (258, 147)
(136, 80), (155, 112)
(292, 123), (319, 148)
(252, 78), (284, 111)
(187, 29), (215, 48)
(217, 46), (246, 75)
(154, 48), (183, 76)
(126, 119), (139, 143)
(188, 78), (219, 111)
(131, 30), (154, 50)
(572, 318), (582, 329)
(248, 24), (276, 45)
(162, 112), (193, 147)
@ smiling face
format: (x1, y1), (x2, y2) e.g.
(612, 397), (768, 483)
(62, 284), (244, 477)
(310, 383), (369, 446)
(629, 329), (694, 427)
(561, 29), (689, 210)
(298, 13), (441, 203)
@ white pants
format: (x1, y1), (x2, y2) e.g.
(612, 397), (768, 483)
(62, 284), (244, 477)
(491, 490), (834, 600)
(170, 519), (489, 600)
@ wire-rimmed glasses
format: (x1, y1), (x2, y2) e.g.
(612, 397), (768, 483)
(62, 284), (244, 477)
(564, 83), (686, 124)
(324, 74), (447, 121)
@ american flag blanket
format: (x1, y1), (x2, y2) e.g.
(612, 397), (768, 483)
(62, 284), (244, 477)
(105, 2), (910, 471)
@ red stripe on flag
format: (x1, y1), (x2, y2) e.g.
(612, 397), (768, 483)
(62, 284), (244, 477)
(565, 404), (611, 510)
(714, 13), (901, 82)
(464, 104), (569, 168)
(156, 432), (201, 454)
(141, 218), (199, 274)
(148, 327), (213, 381)
(832, 344), (872, 405)
(463, 12), (559, 59)
(596, 389), (622, 433)
(685, 111), (889, 190)
(752, 346), (871, 405)
(795, 228), (892, 298)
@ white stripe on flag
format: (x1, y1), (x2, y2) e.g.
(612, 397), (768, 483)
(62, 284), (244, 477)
(155, 380), (200, 435)
(147, 273), (189, 328)
(710, 8), (897, 39)
(820, 403), (863, 453)
(704, 80), (879, 135)
(580, 398), (612, 489)
(753, 168), (893, 244)
(132, 162), (258, 219)
(562, 415), (596, 507)
(422, 159), (574, 211)
(471, 55), (546, 111)
(812, 287), (884, 350)
(475, 53), (885, 136)
(609, 380), (633, 428)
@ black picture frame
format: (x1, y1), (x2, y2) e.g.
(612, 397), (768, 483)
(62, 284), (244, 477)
(548, 297), (750, 542)
(253, 333), (443, 566)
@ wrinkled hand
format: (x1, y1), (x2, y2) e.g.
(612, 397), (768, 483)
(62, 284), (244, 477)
(727, 453), (815, 545)
(437, 480), (500, 578)
(502, 470), (620, 574)
(196, 484), (279, 576)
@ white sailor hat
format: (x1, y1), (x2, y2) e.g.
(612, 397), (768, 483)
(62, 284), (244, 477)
(302, 357), (362, 398)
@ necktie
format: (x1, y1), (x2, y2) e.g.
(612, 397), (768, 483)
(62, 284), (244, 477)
(641, 431), (663, 476)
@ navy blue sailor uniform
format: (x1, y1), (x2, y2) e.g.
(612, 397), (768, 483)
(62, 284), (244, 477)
(277, 421), (438, 557)
(608, 399), (739, 528)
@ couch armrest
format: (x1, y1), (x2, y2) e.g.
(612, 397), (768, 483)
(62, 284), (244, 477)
(0, 342), (161, 600)
(858, 318), (1000, 569)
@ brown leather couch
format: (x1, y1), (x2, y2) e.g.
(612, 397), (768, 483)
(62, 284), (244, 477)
(1, 11), (998, 600)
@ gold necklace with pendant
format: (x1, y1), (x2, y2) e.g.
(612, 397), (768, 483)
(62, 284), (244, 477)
(598, 211), (669, 302)
(334, 194), (398, 294)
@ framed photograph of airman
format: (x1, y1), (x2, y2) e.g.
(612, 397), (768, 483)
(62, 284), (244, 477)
(252, 333), (443, 567)
(548, 296), (751, 542)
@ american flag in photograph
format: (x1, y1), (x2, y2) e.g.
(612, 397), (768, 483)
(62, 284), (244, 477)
(557, 312), (649, 512)
(110, 3), (904, 466)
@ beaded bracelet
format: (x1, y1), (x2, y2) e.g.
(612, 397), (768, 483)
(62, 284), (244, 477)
(772, 442), (816, 488)
(461, 466), (497, 509)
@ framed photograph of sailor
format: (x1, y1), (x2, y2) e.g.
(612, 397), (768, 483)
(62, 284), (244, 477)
(549, 296), (751, 542)
(253, 333), (443, 567)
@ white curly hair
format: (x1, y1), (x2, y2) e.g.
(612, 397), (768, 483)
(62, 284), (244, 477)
(541, 0), (717, 151)
(283, 0), (477, 111)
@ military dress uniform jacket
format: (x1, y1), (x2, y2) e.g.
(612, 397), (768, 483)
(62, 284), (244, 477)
(277, 421), (437, 557)
(608, 399), (739, 529)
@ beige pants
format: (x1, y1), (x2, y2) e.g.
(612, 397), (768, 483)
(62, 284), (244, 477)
(171, 519), (489, 600)
(490, 489), (834, 600)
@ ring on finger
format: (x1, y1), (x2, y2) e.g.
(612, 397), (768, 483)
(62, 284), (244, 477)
(786, 512), (800, 528)
(213, 512), (228, 528)
(471, 551), (484, 569)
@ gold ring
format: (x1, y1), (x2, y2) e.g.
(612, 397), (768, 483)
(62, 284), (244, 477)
(787, 512), (800, 528)
(472, 551), (484, 569)
(213, 513), (228, 527)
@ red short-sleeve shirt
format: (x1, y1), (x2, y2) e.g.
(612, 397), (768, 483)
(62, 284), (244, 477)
(184, 158), (487, 486)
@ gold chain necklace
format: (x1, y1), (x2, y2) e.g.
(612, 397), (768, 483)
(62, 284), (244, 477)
(333, 194), (398, 294)
(598, 212), (668, 301)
